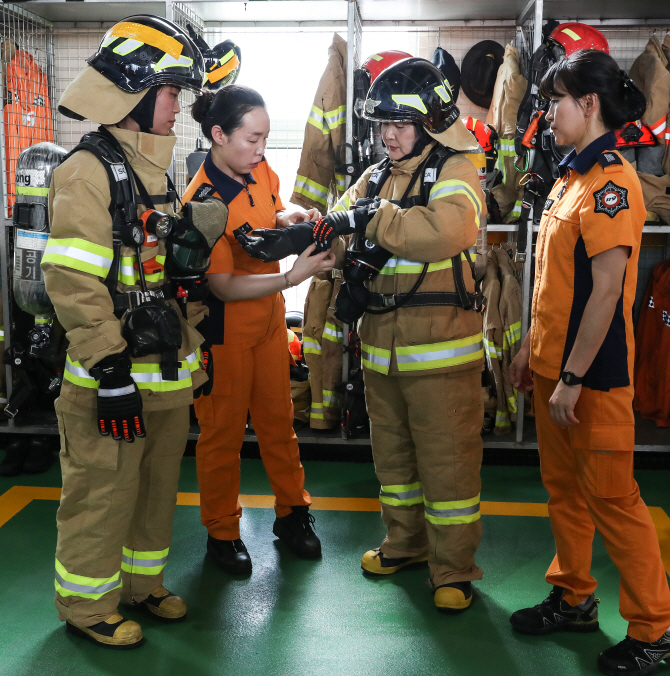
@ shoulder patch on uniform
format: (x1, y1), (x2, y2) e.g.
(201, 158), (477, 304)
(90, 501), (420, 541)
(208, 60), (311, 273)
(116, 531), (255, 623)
(191, 183), (215, 202)
(593, 180), (629, 218)
(597, 151), (622, 169)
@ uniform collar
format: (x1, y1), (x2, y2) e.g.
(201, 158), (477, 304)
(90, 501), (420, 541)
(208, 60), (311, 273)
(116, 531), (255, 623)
(558, 131), (617, 176)
(105, 125), (177, 172)
(204, 151), (256, 205)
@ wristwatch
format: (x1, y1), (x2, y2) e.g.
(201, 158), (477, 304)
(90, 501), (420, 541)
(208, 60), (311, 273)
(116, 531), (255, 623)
(560, 370), (583, 386)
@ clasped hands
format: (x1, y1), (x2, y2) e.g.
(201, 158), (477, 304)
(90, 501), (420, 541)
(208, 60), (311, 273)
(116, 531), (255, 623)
(236, 198), (381, 263)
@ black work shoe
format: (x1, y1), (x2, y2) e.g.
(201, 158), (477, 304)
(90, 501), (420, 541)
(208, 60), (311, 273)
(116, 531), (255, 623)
(598, 633), (670, 676)
(0, 439), (26, 477)
(206, 535), (252, 575)
(65, 613), (144, 649)
(272, 506), (322, 559)
(23, 437), (54, 474)
(510, 585), (599, 635)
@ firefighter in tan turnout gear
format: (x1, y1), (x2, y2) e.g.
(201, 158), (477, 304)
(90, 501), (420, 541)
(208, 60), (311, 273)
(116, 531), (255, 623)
(41, 16), (226, 649)
(239, 58), (486, 610)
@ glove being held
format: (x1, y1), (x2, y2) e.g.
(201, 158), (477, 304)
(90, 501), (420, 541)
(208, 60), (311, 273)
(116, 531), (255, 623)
(237, 222), (315, 262)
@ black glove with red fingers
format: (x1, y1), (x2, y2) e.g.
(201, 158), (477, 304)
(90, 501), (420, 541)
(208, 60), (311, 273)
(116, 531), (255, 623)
(312, 198), (381, 252)
(90, 351), (145, 443)
(235, 222), (315, 262)
(193, 318), (214, 399)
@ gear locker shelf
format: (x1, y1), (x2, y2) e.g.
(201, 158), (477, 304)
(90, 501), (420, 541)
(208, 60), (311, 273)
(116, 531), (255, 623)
(0, 0), (668, 455)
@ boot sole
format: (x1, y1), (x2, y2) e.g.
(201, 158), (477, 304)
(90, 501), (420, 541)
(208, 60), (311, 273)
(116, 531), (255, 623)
(65, 622), (145, 650)
(597, 654), (668, 676)
(510, 618), (600, 636)
(361, 558), (428, 577)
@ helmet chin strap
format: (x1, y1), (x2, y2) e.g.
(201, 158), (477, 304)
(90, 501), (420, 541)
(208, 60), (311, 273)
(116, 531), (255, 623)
(128, 85), (160, 134)
(396, 125), (432, 162)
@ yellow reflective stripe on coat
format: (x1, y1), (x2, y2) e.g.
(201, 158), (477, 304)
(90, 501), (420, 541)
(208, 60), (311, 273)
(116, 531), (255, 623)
(507, 392), (518, 415)
(42, 237), (113, 278)
(0, 327), (4, 341)
(483, 336), (501, 360)
(310, 401), (324, 419)
(361, 343), (391, 375)
(294, 174), (328, 207)
(331, 194), (351, 213)
(424, 494), (480, 525)
(324, 105), (346, 130)
(121, 547), (169, 576)
(303, 336), (321, 355)
(16, 186), (50, 197)
(307, 105), (329, 135)
(64, 353), (198, 392)
(55, 558), (121, 599)
(323, 389), (339, 407)
(496, 410), (511, 426)
(503, 321), (521, 350)
(118, 255), (166, 285)
(335, 173), (347, 192)
(379, 481), (423, 507)
(396, 333), (483, 372)
(322, 321), (343, 343)
(509, 200), (522, 218)
(495, 139), (516, 181)
(378, 252), (467, 276)
(428, 179), (482, 227)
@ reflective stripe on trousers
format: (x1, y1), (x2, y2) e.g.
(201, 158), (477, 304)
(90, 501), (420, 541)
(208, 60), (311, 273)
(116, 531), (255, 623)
(322, 321), (343, 343)
(54, 558), (121, 600)
(379, 481), (423, 507)
(303, 336), (322, 355)
(121, 547), (169, 576)
(424, 494), (481, 525)
(310, 401), (324, 420)
(361, 343), (391, 375)
(323, 389), (339, 407)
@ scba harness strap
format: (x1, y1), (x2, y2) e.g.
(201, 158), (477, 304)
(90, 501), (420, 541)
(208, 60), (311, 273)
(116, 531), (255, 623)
(354, 145), (482, 313)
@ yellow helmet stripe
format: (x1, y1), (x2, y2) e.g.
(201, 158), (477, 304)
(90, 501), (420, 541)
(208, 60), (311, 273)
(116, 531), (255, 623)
(561, 27), (582, 42)
(391, 94), (427, 114)
(106, 22), (184, 59)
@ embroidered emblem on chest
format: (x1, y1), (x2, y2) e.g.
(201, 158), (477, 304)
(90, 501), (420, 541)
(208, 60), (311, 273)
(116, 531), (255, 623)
(593, 180), (629, 219)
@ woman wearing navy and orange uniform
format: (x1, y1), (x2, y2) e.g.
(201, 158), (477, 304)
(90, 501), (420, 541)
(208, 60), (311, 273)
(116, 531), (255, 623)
(183, 86), (335, 573)
(509, 50), (670, 676)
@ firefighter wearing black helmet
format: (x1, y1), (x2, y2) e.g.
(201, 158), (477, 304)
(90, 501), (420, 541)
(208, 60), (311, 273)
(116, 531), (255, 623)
(239, 57), (487, 610)
(41, 15), (227, 648)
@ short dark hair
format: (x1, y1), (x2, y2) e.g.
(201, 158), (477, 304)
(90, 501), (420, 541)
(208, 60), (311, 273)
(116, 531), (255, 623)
(539, 49), (647, 130)
(191, 85), (265, 141)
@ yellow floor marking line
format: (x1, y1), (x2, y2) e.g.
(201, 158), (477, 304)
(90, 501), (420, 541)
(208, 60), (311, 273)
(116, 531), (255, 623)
(3, 486), (670, 576)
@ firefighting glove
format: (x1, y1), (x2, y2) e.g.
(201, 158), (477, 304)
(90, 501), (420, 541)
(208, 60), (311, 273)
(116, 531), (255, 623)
(91, 351), (145, 443)
(236, 222), (315, 262)
(312, 199), (381, 251)
(193, 318), (214, 399)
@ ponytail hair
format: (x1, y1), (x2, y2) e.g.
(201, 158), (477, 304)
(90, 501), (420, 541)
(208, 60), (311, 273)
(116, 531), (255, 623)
(539, 49), (647, 129)
(191, 85), (266, 141)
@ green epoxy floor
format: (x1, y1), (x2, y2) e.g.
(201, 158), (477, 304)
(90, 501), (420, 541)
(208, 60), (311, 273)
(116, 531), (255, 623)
(2, 458), (670, 676)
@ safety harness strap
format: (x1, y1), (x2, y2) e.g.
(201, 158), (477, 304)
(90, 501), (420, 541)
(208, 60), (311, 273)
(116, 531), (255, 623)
(367, 290), (480, 309)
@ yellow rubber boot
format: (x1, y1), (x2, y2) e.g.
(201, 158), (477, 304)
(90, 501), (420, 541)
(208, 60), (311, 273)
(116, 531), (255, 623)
(66, 613), (144, 649)
(140, 585), (187, 621)
(434, 582), (473, 611)
(361, 548), (428, 575)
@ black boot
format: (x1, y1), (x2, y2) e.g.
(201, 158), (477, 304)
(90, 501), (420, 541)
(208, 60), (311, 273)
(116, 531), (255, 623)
(23, 437), (55, 474)
(510, 585), (599, 635)
(0, 439), (27, 477)
(206, 535), (252, 574)
(272, 506), (321, 559)
(598, 633), (670, 676)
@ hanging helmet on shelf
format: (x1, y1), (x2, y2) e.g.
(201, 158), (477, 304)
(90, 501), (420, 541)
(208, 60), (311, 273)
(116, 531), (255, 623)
(361, 50), (413, 84)
(363, 57), (478, 152)
(547, 22), (609, 60)
(285, 310), (304, 335)
(203, 40), (242, 90)
(59, 15), (205, 125)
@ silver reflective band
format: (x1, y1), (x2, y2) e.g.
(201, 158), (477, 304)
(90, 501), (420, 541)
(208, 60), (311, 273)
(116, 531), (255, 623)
(98, 384), (136, 397)
(361, 349), (390, 368)
(121, 554), (168, 568)
(54, 571), (120, 595)
(348, 211), (356, 230)
(396, 340), (482, 366)
(294, 177), (328, 200)
(380, 488), (423, 502)
(424, 504), (480, 518)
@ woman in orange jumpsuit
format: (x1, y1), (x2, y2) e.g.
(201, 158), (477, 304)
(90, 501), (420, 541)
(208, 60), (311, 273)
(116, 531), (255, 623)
(509, 50), (670, 676)
(183, 85), (335, 573)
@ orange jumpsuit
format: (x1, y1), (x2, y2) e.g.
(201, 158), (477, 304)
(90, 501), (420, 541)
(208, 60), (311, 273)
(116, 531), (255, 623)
(183, 153), (311, 541)
(530, 131), (670, 643)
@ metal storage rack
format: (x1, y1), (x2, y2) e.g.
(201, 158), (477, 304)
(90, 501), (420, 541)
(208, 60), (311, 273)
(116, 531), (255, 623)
(0, 0), (668, 453)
